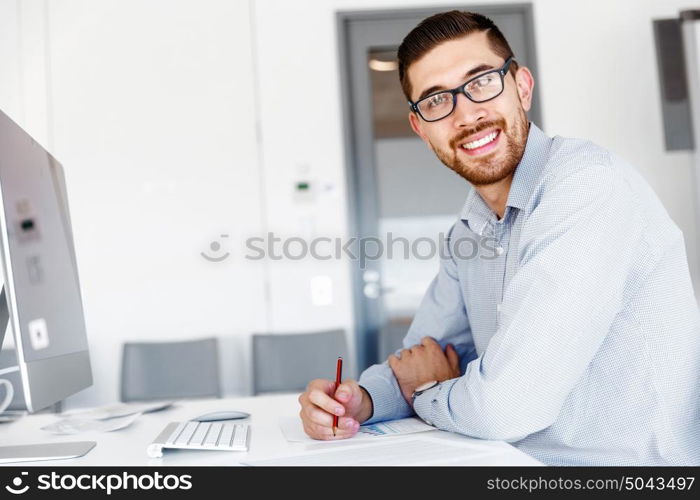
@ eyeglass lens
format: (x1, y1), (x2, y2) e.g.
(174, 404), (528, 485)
(416, 70), (504, 121)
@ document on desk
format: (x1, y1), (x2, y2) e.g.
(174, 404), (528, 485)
(279, 416), (434, 443)
(243, 436), (505, 466)
(41, 413), (142, 435)
(41, 400), (174, 435)
(61, 400), (174, 420)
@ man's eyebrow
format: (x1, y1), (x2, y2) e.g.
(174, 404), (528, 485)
(416, 63), (496, 101)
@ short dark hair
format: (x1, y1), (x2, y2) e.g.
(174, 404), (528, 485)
(398, 10), (519, 101)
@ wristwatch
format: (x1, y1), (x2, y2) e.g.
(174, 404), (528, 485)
(412, 380), (439, 401)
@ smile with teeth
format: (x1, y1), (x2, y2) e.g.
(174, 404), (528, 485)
(461, 130), (499, 150)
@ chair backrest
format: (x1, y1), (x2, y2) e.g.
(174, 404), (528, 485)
(378, 319), (411, 361)
(252, 329), (348, 395)
(120, 337), (221, 402)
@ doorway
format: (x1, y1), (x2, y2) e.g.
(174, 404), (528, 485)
(337, 5), (542, 371)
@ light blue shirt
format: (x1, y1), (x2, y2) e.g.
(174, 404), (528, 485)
(359, 123), (700, 466)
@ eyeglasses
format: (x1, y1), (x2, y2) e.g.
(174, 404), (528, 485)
(409, 57), (513, 122)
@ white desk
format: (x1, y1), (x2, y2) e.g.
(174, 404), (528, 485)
(0, 394), (541, 466)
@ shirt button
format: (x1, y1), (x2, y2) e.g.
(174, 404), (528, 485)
(495, 246), (504, 256)
(497, 303), (502, 313)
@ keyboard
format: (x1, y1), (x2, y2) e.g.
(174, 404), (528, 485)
(147, 421), (250, 458)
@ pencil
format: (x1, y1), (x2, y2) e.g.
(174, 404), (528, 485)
(332, 356), (343, 436)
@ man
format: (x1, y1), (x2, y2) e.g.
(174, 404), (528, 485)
(299, 11), (700, 465)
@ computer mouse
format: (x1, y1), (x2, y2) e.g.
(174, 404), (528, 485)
(191, 410), (251, 422)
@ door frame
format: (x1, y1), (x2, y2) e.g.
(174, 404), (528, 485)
(336, 4), (541, 371)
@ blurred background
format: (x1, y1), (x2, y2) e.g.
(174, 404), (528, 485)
(0, 0), (697, 409)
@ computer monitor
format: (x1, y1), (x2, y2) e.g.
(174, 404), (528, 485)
(0, 108), (95, 462)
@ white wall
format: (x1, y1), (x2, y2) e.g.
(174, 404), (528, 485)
(1, 0), (270, 407)
(0, 0), (697, 407)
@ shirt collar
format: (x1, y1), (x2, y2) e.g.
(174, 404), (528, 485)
(459, 122), (552, 234)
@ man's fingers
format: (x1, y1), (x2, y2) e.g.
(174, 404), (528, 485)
(334, 416), (359, 432)
(308, 387), (345, 417)
(334, 382), (356, 403)
(299, 378), (363, 441)
(446, 343), (459, 369)
(303, 405), (357, 431)
(304, 405), (335, 427)
(300, 404), (357, 440)
(421, 336), (439, 347)
(330, 417), (360, 439)
(303, 420), (331, 440)
(303, 418), (359, 440)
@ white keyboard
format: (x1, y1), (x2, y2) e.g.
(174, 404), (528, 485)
(147, 421), (250, 458)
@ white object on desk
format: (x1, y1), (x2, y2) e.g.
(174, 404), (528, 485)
(191, 410), (250, 422)
(0, 442), (96, 464)
(243, 435), (518, 466)
(62, 400), (174, 420)
(147, 421), (250, 458)
(38, 400), (174, 437)
(279, 416), (434, 443)
(41, 413), (142, 435)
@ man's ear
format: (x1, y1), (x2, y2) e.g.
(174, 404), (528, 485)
(408, 111), (429, 145)
(514, 66), (535, 112)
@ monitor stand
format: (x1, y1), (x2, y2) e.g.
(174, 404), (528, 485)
(0, 285), (96, 463)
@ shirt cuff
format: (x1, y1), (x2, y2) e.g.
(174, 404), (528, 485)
(358, 368), (413, 424)
(412, 380), (447, 426)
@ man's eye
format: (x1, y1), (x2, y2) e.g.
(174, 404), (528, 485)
(472, 74), (495, 88)
(426, 94), (449, 107)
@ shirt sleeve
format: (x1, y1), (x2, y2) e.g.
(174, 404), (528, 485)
(413, 164), (653, 441)
(359, 223), (476, 424)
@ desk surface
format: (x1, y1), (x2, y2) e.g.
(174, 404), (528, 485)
(0, 394), (541, 466)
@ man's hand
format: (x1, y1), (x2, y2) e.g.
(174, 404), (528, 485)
(388, 336), (460, 405)
(298, 378), (373, 440)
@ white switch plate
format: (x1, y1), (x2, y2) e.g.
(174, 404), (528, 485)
(28, 318), (50, 350)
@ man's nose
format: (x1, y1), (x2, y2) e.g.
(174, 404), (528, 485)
(451, 92), (488, 128)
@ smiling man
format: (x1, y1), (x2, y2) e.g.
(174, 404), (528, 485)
(298, 11), (700, 465)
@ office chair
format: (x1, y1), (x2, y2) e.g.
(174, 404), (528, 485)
(252, 329), (349, 395)
(120, 337), (221, 402)
(378, 319), (412, 361)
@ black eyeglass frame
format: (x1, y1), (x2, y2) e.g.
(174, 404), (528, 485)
(409, 57), (514, 122)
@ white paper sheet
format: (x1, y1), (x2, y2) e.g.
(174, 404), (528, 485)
(61, 400), (174, 420)
(279, 416), (434, 443)
(243, 436), (501, 466)
(41, 413), (142, 435)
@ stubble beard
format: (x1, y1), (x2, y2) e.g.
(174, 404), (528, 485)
(431, 107), (529, 187)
